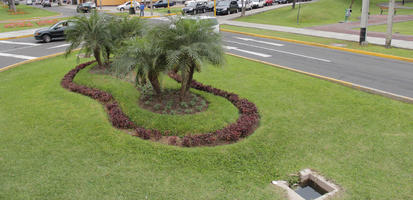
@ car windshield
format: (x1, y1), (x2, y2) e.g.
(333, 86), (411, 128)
(217, 1), (229, 6)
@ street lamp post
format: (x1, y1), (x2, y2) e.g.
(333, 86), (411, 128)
(129, 0), (136, 14)
(214, 0), (216, 16)
(359, 0), (369, 45)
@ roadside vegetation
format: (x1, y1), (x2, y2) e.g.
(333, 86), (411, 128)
(0, 18), (69, 33)
(236, 0), (413, 27)
(221, 25), (413, 59)
(367, 20), (413, 35)
(0, 4), (58, 21)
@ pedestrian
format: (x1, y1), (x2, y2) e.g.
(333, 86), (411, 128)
(139, 2), (145, 17)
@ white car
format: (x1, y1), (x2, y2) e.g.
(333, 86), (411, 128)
(237, 0), (252, 11)
(251, 0), (264, 8)
(117, 1), (139, 11)
(26, 0), (33, 5)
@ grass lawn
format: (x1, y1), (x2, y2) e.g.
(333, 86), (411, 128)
(1, 54), (413, 199)
(151, 6), (183, 14)
(366, 20), (413, 35)
(0, 17), (69, 33)
(221, 25), (413, 59)
(74, 64), (239, 135)
(0, 4), (58, 21)
(235, 0), (413, 27)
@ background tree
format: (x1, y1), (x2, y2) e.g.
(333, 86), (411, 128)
(65, 11), (110, 67)
(155, 18), (225, 100)
(113, 37), (168, 96)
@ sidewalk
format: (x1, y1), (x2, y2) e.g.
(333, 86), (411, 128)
(221, 20), (413, 49)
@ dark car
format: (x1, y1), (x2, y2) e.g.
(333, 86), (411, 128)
(182, 2), (206, 14)
(34, 20), (74, 43)
(42, 0), (51, 7)
(76, 2), (96, 13)
(152, 0), (175, 8)
(216, 0), (238, 15)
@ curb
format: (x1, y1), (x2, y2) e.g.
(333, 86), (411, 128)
(0, 34), (33, 40)
(226, 52), (413, 104)
(221, 28), (413, 63)
(0, 51), (65, 72)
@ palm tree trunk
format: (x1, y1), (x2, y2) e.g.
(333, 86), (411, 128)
(180, 70), (188, 101)
(105, 48), (110, 67)
(148, 71), (161, 96)
(9, 0), (16, 12)
(185, 65), (195, 92)
(93, 48), (103, 67)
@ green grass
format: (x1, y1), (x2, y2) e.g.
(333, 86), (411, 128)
(0, 17), (69, 33)
(236, 0), (413, 27)
(74, 64), (239, 135)
(1, 54), (413, 199)
(366, 20), (413, 35)
(151, 6), (183, 14)
(0, 4), (58, 21)
(221, 24), (413, 59)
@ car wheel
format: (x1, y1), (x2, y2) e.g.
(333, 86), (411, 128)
(120, 7), (124, 11)
(203, 8), (205, 13)
(42, 34), (51, 43)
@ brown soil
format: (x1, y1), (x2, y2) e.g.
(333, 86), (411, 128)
(139, 89), (208, 115)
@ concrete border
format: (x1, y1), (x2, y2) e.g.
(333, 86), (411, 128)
(221, 28), (413, 63)
(0, 34), (33, 40)
(226, 52), (413, 104)
(0, 51), (65, 72)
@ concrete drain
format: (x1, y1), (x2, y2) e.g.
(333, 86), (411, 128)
(272, 169), (339, 200)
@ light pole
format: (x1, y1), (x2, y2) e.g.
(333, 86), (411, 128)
(129, 0), (136, 14)
(167, 0), (170, 13)
(359, 0), (369, 45)
(385, 0), (396, 48)
(214, 0), (216, 16)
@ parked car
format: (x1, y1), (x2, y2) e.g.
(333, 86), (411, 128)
(182, 1), (206, 14)
(26, 0), (33, 5)
(237, 0), (251, 11)
(76, 2), (96, 13)
(264, 0), (273, 6)
(116, 1), (138, 11)
(216, 0), (238, 15)
(34, 20), (74, 43)
(275, 0), (288, 4)
(35, 0), (41, 5)
(205, 1), (214, 11)
(42, 0), (51, 7)
(251, 0), (264, 8)
(151, 0), (175, 8)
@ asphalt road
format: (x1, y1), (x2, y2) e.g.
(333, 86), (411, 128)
(1, 29), (412, 100)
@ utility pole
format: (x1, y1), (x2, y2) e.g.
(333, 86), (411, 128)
(292, 0), (296, 9)
(214, 0), (216, 16)
(385, 0), (396, 48)
(241, 0), (245, 16)
(359, 0), (369, 45)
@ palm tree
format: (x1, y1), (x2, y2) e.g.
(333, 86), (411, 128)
(65, 11), (111, 67)
(113, 37), (168, 96)
(155, 17), (225, 100)
(105, 16), (145, 65)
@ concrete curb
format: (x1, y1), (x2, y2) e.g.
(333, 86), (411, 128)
(0, 51), (65, 73)
(226, 52), (413, 104)
(0, 34), (33, 40)
(221, 28), (413, 63)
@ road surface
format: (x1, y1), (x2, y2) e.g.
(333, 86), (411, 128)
(0, 29), (412, 100)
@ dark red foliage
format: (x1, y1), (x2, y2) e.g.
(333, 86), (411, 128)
(62, 62), (260, 147)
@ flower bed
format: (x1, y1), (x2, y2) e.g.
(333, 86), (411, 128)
(61, 61), (260, 147)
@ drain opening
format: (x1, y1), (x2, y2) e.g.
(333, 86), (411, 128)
(272, 169), (340, 200)
(294, 179), (327, 200)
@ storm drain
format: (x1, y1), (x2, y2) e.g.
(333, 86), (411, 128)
(271, 169), (339, 200)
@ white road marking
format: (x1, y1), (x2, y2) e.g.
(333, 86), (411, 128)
(225, 46), (272, 58)
(0, 52), (37, 60)
(225, 40), (331, 63)
(47, 43), (70, 49)
(234, 37), (284, 47)
(0, 41), (41, 46)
